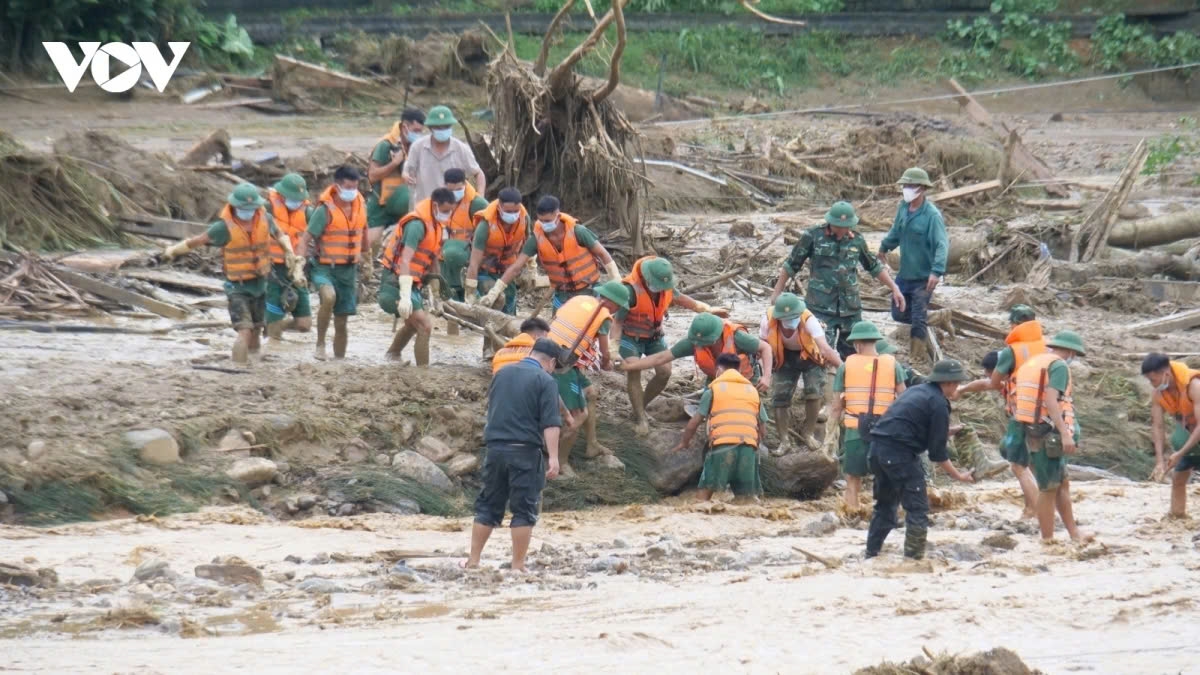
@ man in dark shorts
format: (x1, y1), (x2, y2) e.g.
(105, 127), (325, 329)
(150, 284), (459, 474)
(466, 338), (563, 572)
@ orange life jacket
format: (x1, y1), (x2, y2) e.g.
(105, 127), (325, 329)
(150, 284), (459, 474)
(375, 127), (407, 206)
(534, 213), (601, 292)
(842, 353), (898, 429)
(474, 200), (528, 275)
(1013, 352), (1075, 428)
(549, 295), (611, 369)
(267, 189), (308, 264)
(492, 332), (536, 374)
(1155, 361), (1200, 431)
(693, 320), (755, 380)
(707, 369), (761, 447)
(444, 182), (479, 243)
(763, 307), (822, 369)
(621, 256), (673, 340)
(218, 204), (272, 282)
(378, 199), (443, 286)
(1002, 320), (1046, 416)
(315, 185), (366, 265)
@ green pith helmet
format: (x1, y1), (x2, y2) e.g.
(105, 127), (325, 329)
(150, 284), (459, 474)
(688, 313), (723, 346)
(875, 339), (897, 355)
(897, 167), (933, 187)
(228, 183), (266, 208)
(1047, 330), (1086, 356)
(426, 105), (457, 127)
(846, 320), (883, 343)
(773, 293), (806, 321)
(1008, 304), (1036, 325)
(824, 201), (860, 228)
(273, 173), (308, 202)
(595, 280), (631, 309)
(929, 359), (968, 383)
(641, 257), (676, 293)
(441, 239), (470, 270)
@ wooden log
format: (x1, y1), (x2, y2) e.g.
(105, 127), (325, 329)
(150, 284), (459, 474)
(192, 97), (273, 110)
(1018, 196), (1085, 211)
(442, 299), (524, 338)
(1071, 139), (1149, 263)
(50, 268), (190, 319)
(116, 215), (208, 240)
(1051, 252), (1200, 284)
(273, 55), (375, 88)
(1108, 210), (1200, 249)
(885, 230), (987, 274)
(927, 179), (1001, 202)
(179, 129), (232, 168)
(122, 269), (226, 294)
(55, 249), (150, 273)
(1129, 308), (1200, 335)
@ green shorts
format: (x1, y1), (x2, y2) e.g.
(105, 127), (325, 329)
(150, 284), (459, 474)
(478, 271), (518, 315)
(1025, 424), (1076, 491)
(1170, 424), (1200, 473)
(553, 367), (591, 412)
(310, 263), (359, 316)
(619, 335), (669, 359)
(265, 264), (312, 323)
(366, 187), (409, 228)
(378, 274), (425, 316)
(698, 443), (761, 496)
(441, 240), (470, 292)
(227, 289), (266, 331)
(552, 286), (597, 314)
(773, 350), (825, 407)
(840, 428), (869, 477)
(1000, 418), (1029, 466)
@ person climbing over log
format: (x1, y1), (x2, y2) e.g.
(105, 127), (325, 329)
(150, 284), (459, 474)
(378, 188), (454, 366)
(877, 168), (949, 368)
(438, 168), (489, 336)
(671, 354), (769, 504)
(609, 256), (728, 435)
(161, 183), (305, 364)
(1142, 352), (1200, 518)
(405, 105), (485, 209)
(466, 187), (528, 318)
(264, 173), (313, 342)
(770, 201), (905, 360)
(483, 195), (623, 315)
(760, 293), (842, 455)
(366, 107), (425, 247)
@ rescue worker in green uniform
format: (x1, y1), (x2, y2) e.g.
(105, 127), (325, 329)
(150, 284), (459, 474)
(366, 108), (425, 248)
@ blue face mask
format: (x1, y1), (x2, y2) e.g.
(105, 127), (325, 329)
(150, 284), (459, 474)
(338, 187), (358, 202)
(782, 317), (801, 330)
(499, 211), (520, 225)
(234, 207), (257, 221)
(432, 128), (453, 142)
(284, 199), (304, 211)
(452, 188), (465, 202)
(539, 219), (558, 233)
(406, 131), (421, 144)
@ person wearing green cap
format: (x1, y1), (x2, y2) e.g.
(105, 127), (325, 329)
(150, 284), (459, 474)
(366, 108), (425, 244)
(865, 359), (975, 559)
(162, 183), (305, 364)
(404, 105), (485, 209)
(955, 304), (1046, 518)
(611, 256), (729, 434)
(264, 173), (314, 341)
(830, 321), (908, 514)
(771, 200), (905, 360)
(1012, 330), (1093, 544)
(760, 293), (842, 455)
(438, 167), (489, 335)
(544, 281), (631, 477)
(877, 167), (949, 367)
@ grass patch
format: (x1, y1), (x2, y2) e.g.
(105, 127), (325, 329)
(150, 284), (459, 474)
(322, 470), (467, 517)
(543, 420), (661, 511)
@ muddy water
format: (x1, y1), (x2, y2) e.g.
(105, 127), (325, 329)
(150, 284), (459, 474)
(3, 481), (1199, 673)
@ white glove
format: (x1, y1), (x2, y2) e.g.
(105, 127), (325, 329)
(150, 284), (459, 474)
(286, 253), (306, 285)
(695, 301), (730, 317)
(428, 277), (443, 313)
(534, 274), (551, 289)
(480, 279), (507, 308)
(465, 278), (479, 305)
(162, 240), (191, 261)
(604, 260), (622, 282)
(397, 274), (414, 319)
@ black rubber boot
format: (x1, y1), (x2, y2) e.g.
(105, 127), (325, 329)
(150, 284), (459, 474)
(903, 524), (928, 559)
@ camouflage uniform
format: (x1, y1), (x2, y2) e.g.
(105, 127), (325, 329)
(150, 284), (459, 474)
(783, 225), (883, 359)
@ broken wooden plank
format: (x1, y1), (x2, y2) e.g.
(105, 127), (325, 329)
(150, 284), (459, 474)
(1129, 308), (1200, 335)
(1018, 196), (1085, 211)
(192, 97), (273, 110)
(122, 269), (226, 295)
(928, 179), (1002, 202)
(1071, 139), (1149, 263)
(55, 249), (150, 273)
(273, 55), (374, 88)
(640, 159), (727, 186)
(181, 84), (222, 104)
(117, 215), (208, 240)
(244, 100), (298, 115)
(50, 267), (191, 320)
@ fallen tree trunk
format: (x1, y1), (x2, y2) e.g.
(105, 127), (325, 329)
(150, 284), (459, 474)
(1051, 251), (1200, 283)
(1108, 210), (1200, 249)
(442, 299), (524, 337)
(885, 230), (987, 274)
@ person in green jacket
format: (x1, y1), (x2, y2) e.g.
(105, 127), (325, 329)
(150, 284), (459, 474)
(877, 167), (949, 367)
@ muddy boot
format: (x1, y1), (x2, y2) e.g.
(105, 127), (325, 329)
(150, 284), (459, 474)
(798, 399), (822, 451)
(387, 324), (416, 361)
(865, 522), (890, 558)
(909, 335), (928, 369)
(315, 287), (335, 360)
(446, 320), (460, 337)
(414, 330), (431, 367)
(903, 524), (928, 559)
(332, 316), (348, 359)
(772, 406), (792, 456)
(958, 426), (1009, 480)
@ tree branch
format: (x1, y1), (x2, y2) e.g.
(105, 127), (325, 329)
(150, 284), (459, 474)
(534, 0), (577, 77)
(590, 0), (626, 104)
(547, 0), (631, 91)
(740, 0), (807, 25)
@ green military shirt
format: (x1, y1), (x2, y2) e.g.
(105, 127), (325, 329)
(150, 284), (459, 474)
(697, 387), (770, 422)
(670, 331), (762, 360)
(833, 358), (909, 443)
(520, 224), (600, 256)
(784, 225), (883, 318)
(207, 217), (280, 295)
(994, 346), (1017, 378)
(879, 200), (949, 282)
(367, 139), (406, 227)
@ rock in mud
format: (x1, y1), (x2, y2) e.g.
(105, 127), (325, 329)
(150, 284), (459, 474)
(369, 497), (421, 515)
(415, 436), (457, 464)
(936, 542), (985, 562)
(646, 398), (690, 423)
(374, 453), (391, 466)
(728, 221), (756, 238)
(445, 453), (480, 477)
(645, 537), (683, 559)
(194, 563), (263, 587)
(124, 428), (180, 466)
(761, 451), (839, 499)
(267, 414), (305, 443)
(0, 491), (7, 505)
(336, 503), (356, 517)
(391, 451), (454, 492)
(297, 494), (318, 510)
(801, 512), (839, 537)
(644, 428), (705, 494)
(297, 577), (344, 594)
(226, 458), (278, 486)
(218, 429), (251, 452)
(982, 533), (1019, 551)
(133, 560), (174, 582)
(588, 556), (630, 574)
(1067, 464), (1125, 482)
(341, 438), (371, 463)
(0, 562), (55, 587)
(25, 439), (47, 460)
(593, 454), (626, 471)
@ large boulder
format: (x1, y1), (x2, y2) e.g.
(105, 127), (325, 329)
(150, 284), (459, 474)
(444, 453), (479, 477)
(414, 436), (456, 464)
(226, 458), (278, 486)
(642, 427), (705, 494)
(391, 451), (454, 493)
(124, 428), (180, 466)
(762, 451), (838, 499)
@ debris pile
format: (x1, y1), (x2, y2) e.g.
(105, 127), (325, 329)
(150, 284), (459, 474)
(854, 647), (1043, 675)
(0, 254), (121, 320)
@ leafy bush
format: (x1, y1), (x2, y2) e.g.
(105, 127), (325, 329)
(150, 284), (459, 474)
(1092, 14), (1200, 72)
(943, 0), (1079, 79)
(1143, 117), (1198, 178)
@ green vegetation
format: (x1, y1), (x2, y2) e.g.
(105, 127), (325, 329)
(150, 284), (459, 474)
(943, 0), (1079, 79)
(1092, 13), (1200, 72)
(1143, 117), (1199, 181)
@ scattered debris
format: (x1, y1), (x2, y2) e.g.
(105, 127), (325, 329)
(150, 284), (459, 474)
(179, 129), (232, 167)
(1070, 139), (1149, 263)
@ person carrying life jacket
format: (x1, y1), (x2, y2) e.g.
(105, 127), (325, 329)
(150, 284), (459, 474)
(265, 173), (313, 340)
(669, 354), (769, 503)
(1142, 352), (1200, 517)
(465, 187), (528, 316)
(160, 183), (304, 364)
(366, 108), (425, 247)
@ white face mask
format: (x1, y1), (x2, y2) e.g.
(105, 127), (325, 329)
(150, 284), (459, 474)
(539, 219), (558, 233)
(902, 187), (921, 203)
(499, 211), (520, 225)
(435, 210), (451, 222)
(338, 187), (358, 202)
(284, 199), (304, 211)
(782, 317), (801, 330)
(432, 128), (452, 142)
(452, 188), (465, 202)
(406, 130), (421, 144)
(234, 207), (257, 221)
(1156, 381), (1170, 393)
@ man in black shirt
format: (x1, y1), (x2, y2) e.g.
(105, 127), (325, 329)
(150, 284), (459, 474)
(466, 338), (563, 572)
(867, 359), (975, 560)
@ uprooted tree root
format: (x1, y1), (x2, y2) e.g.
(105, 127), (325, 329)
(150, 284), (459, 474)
(855, 647), (1043, 675)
